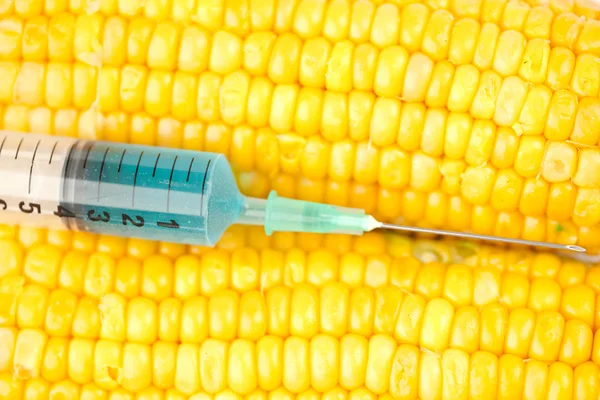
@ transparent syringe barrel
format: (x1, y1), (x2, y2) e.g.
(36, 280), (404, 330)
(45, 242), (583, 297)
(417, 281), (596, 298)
(0, 131), (244, 246)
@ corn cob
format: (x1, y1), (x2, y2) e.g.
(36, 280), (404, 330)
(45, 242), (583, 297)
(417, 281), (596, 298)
(2, 0), (600, 251)
(3, 228), (600, 399)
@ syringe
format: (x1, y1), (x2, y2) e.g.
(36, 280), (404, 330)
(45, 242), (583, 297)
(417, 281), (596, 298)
(0, 131), (585, 252)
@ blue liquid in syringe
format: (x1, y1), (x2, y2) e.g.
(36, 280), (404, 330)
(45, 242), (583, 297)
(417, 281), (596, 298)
(61, 141), (244, 246)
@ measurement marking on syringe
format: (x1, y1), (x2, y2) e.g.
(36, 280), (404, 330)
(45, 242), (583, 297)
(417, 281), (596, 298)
(166, 156), (178, 212)
(0, 136), (6, 156)
(28, 140), (41, 194)
(98, 147), (110, 201)
(187, 158), (195, 182)
(200, 160), (211, 216)
(132, 151), (144, 206)
(63, 143), (78, 198)
(14, 138), (24, 159)
(153, 154), (161, 177)
(118, 150), (126, 172)
(49, 142), (58, 165)
(83, 144), (94, 169)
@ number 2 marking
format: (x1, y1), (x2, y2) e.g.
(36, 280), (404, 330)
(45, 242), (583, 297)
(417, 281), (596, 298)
(122, 214), (144, 227)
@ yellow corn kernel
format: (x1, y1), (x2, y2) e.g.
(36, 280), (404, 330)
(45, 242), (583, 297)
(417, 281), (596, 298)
(370, 98), (402, 147)
(461, 165), (496, 205)
(398, 3), (429, 52)
(498, 354), (525, 399)
(514, 135), (545, 178)
(398, 102), (426, 152)
(479, 303), (507, 356)
(352, 43), (378, 92)
(121, 343), (152, 393)
(558, 319), (592, 367)
(308, 334), (338, 392)
(573, 361), (600, 399)
(113, 258), (141, 299)
(321, 92), (348, 141)
(449, 306), (480, 354)
(266, 286), (291, 337)
(72, 297), (101, 339)
(157, 298), (180, 342)
(322, 0), (350, 43)
(349, 287), (374, 337)
(449, 18), (480, 66)
(546, 182), (576, 222)
(422, 10), (453, 62)
(573, 188), (600, 227)
(290, 0), (325, 39)
(529, 278), (561, 312)
(574, 149), (600, 188)
(84, 253), (116, 300)
(68, 338), (95, 384)
(402, 53), (434, 103)
(420, 298), (454, 353)
(171, 343), (200, 395)
(24, 244), (62, 289)
(297, 37), (330, 89)
(49, 380), (80, 399)
(494, 76), (530, 128)
(541, 142), (578, 183)
(15, 284), (47, 329)
(126, 297), (157, 344)
(529, 311), (565, 363)
(368, 3), (398, 48)
(24, 378), (50, 399)
(353, 143), (379, 185)
(283, 336), (310, 394)
(469, 351), (499, 399)
(199, 339), (228, 394)
(440, 348), (469, 400)
(13, 328), (47, 380)
(466, 120), (496, 167)
(42, 337), (68, 383)
(421, 109), (449, 157)
(326, 41), (353, 93)
(290, 284), (318, 339)
(546, 90), (578, 143)
(268, 33), (301, 85)
(175, 297), (208, 344)
(426, 61), (455, 109)
(269, 84), (299, 134)
(470, 70), (501, 121)
(571, 98), (600, 146)
(209, 289), (240, 341)
(419, 351), (442, 399)
(255, 335), (283, 392)
(517, 85), (552, 136)
(545, 361), (573, 400)
(388, 344), (419, 399)
(151, 342), (177, 391)
(294, 88), (323, 137)
(238, 291), (267, 341)
(411, 152), (442, 192)
(546, 47), (576, 92)
(413, 262), (444, 300)
(364, 334), (396, 394)
(473, 23), (500, 70)
(374, 46), (409, 98)
(571, 54), (600, 98)
(448, 65), (480, 113)
(519, 39), (551, 84)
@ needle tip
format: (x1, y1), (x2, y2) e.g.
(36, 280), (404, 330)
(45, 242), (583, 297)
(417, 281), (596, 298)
(566, 245), (587, 253)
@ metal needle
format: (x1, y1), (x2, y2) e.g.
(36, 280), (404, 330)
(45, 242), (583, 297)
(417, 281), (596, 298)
(379, 223), (587, 253)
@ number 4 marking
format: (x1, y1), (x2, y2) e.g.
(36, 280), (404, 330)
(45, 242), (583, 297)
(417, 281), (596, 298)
(157, 220), (179, 229)
(54, 205), (76, 218)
